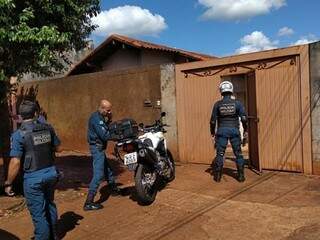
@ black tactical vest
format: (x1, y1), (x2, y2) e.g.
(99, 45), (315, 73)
(217, 98), (240, 128)
(20, 122), (54, 172)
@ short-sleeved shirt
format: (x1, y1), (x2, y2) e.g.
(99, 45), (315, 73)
(10, 120), (61, 158)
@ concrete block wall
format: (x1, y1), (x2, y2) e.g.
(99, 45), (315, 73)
(310, 42), (320, 174)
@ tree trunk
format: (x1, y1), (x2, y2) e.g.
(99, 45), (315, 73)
(1, 77), (23, 195)
(0, 81), (11, 187)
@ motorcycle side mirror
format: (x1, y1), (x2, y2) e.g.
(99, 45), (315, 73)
(161, 112), (166, 117)
(139, 123), (144, 128)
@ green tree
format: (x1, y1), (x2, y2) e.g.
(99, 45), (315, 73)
(0, 0), (100, 81)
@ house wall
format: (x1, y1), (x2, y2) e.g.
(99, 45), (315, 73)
(101, 48), (140, 71)
(141, 50), (173, 65)
(20, 65), (162, 153)
(310, 42), (320, 174)
(101, 48), (188, 72)
(160, 64), (179, 160)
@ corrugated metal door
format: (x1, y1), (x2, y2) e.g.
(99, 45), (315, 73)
(176, 57), (303, 171)
(255, 58), (303, 171)
(176, 73), (221, 164)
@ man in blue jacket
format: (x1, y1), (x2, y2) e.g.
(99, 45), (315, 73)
(210, 81), (248, 183)
(83, 99), (121, 211)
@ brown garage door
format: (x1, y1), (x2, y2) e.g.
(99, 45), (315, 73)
(255, 58), (303, 172)
(176, 57), (303, 172)
(176, 73), (221, 164)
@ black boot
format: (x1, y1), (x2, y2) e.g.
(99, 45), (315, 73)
(237, 165), (245, 182)
(83, 193), (103, 211)
(52, 224), (60, 240)
(213, 168), (223, 182)
(109, 183), (121, 196)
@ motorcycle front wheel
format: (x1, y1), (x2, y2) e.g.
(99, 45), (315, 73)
(135, 164), (158, 205)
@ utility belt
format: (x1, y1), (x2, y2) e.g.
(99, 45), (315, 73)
(218, 121), (239, 129)
(90, 140), (106, 151)
(24, 163), (54, 173)
(23, 155), (54, 173)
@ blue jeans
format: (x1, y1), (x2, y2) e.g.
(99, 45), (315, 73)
(213, 127), (244, 170)
(88, 145), (115, 195)
(24, 166), (58, 240)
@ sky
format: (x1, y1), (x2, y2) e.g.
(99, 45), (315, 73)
(90, 0), (320, 57)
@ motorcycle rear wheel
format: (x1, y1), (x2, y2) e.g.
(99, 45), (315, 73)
(135, 164), (158, 205)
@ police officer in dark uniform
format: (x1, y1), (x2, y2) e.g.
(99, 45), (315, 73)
(4, 100), (61, 240)
(210, 81), (248, 182)
(83, 99), (121, 211)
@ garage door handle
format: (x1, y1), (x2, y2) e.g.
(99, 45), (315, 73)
(247, 116), (259, 123)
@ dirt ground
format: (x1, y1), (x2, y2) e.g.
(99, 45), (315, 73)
(1, 152), (320, 240)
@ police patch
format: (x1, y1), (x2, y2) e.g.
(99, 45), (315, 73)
(33, 132), (51, 145)
(219, 103), (236, 116)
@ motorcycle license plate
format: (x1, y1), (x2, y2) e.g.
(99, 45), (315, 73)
(124, 152), (138, 165)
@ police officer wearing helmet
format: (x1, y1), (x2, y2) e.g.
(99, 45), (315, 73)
(210, 81), (248, 182)
(83, 99), (121, 211)
(5, 100), (61, 239)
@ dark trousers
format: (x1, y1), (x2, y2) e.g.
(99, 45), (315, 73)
(213, 127), (244, 170)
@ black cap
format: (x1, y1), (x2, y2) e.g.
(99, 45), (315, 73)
(19, 100), (37, 119)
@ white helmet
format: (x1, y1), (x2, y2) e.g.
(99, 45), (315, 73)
(219, 81), (233, 94)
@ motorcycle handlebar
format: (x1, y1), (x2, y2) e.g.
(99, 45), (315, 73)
(139, 123), (169, 133)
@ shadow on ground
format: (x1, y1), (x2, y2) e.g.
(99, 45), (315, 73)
(0, 154), (127, 196)
(0, 229), (20, 240)
(57, 211), (84, 239)
(55, 154), (126, 192)
(205, 165), (239, 181)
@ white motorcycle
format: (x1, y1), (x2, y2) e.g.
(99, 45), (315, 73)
(112, 112), (175, 205)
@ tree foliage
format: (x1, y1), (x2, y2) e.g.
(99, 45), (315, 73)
(0, 0), (100, 81)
